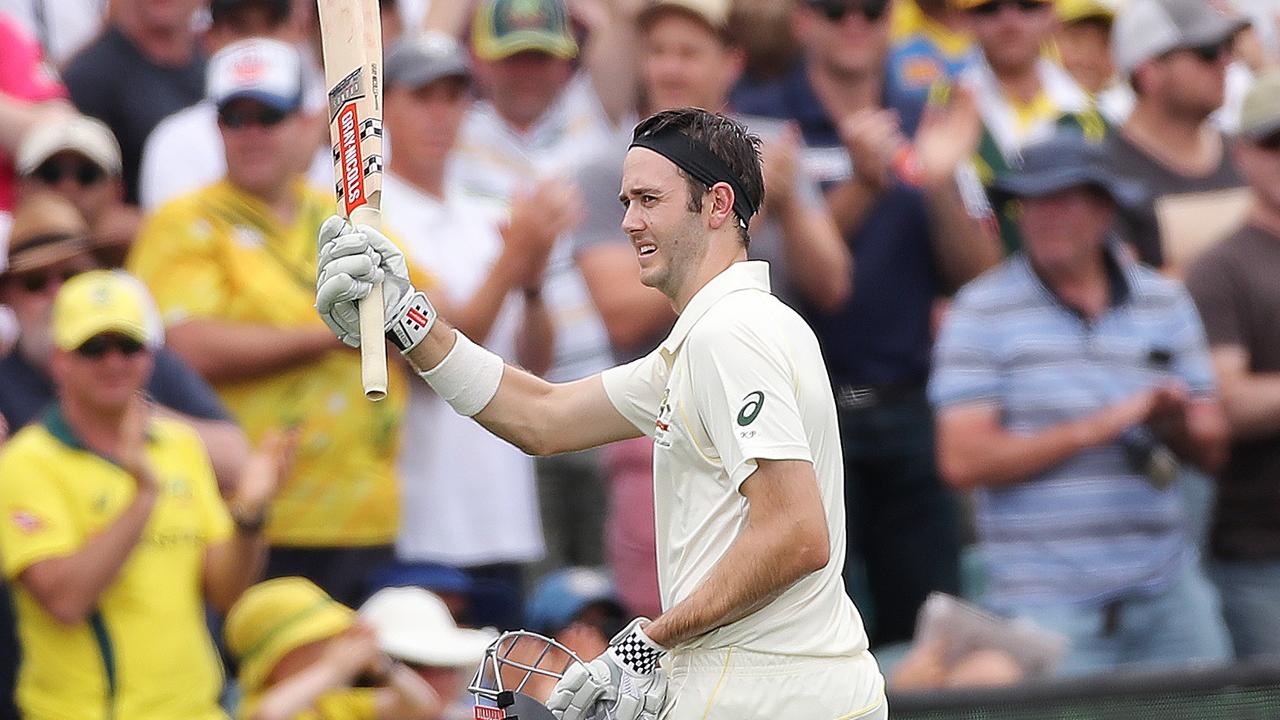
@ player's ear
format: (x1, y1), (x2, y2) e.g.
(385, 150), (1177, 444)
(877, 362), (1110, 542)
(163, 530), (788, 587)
(706, 182), (736, 231)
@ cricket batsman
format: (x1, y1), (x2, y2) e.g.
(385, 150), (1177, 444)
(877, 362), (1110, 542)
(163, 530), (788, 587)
(314, 107), (887, 720)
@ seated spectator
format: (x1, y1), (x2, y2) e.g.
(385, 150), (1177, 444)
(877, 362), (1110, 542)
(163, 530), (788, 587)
(525, 566), (627, 662)
(360, 586), (496, 717)
(931, 130), (1232, 675)
(368, 563), (476, 627)
(1054, 0), (1132, 123)
(15, 114), (141, 267)
(0, 191), (247, 490)
(0, 13), (69, 214)
(1186, 70), (1280, 661)
(0, 269), (283, 720)
(887, 0), (977, 105)
(225, 577), (440, 720)
(1107, 0), (1251, 272)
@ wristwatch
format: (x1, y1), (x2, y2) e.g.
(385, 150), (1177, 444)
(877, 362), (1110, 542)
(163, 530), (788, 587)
(229, 504), (268, 534)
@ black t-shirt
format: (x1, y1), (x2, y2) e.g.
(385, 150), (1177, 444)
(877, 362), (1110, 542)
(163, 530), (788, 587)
(62, 26), (205, 203)
(0, 346), (230, 430)
(1186, 223), (1280, 560)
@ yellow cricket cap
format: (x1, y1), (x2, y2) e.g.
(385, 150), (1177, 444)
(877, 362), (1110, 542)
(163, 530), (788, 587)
(51, 270), (157, 352)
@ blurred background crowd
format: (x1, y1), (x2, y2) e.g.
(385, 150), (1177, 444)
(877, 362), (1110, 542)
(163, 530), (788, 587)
(2, 0), (1280, 717)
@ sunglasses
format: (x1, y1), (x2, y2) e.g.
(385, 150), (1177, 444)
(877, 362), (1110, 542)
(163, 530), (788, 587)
(1187, 40), (1231, 63)
(968, 0), (1049, 16)
(75, 335), (146, 359)
(14, 267), (83, 294)
(33, 158), (106, 186)
(1256, 131), (1280, 152)
(814, 0), (889, 23)
(218, 105), (289, 129)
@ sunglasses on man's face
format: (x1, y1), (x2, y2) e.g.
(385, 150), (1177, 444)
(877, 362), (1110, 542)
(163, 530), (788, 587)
(33, 158), (106, 186)
(1255, 131), (1280, 152)
(75, 335), (146, 359)
(14, 267), (83, 294)
(1187, 40), (1232, 63)
(968, 0), (1049, 16)
(814, 0), (889, 24)
(218, 105), (289, 130)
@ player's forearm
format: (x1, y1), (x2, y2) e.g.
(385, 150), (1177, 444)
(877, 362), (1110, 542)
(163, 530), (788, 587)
(1218, 372), (1280, 440)
(167, 320), (342, 383)
(515, 292), (555, 377)
(20, 489), (157, 625)
(777, 200), (852, 313)
(924, 176), (1001, 291)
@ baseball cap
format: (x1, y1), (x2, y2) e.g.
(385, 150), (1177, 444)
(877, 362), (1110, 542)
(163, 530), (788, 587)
(525, 567), (625, 635)
(1056, 0), (1115, 24)
(1112, 0), (1250, 76)
(52, 270), (160, 352)
(638, 0), (731, 35)
(1239, 70), (1280, 140)
(224, 578), (356, 693)
(990, 130), (1145, 207)
(385, 32), (471, 90)
(4, 193), (91, 277)
(472, 0), (578, 61)
(209, 0), (291, 25)
(16, 114), (122, 177)
(207, 38), (304, 112)
(360, 587), (497, 667)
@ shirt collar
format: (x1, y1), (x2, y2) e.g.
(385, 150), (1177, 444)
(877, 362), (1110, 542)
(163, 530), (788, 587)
(42, 403), (154, 464)
(1017, 239), (1136, 319)
(659, 260), (771, 359)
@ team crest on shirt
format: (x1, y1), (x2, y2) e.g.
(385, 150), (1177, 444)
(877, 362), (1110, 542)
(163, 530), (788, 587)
(10, 510), (44, 534)
(654, 388), (673, 449)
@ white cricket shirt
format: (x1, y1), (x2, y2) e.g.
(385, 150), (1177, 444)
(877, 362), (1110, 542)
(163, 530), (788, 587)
(601, 261), (869, 657)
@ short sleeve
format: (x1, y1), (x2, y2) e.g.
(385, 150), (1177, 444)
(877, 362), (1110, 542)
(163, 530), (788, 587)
(1165, 285), (1217, 397)
(0, 440), (81, 579)
(162, 420), (233, 545)
(148, 349), (231, 421)
(127, 205), (230, 325)
(684, 320), (813, 490)
(601, 350), (666, 436)
(929, 291), (1002, 409)
(1185, 249), (1244, 349)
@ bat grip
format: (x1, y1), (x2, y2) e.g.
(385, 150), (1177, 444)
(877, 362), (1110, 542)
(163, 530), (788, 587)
(351, 205), (388, 401)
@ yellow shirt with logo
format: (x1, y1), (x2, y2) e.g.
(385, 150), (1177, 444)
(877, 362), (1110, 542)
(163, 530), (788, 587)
(239, 688), (378, 720)
(0, 410), (232, 720)
(128, 179), (408, 546)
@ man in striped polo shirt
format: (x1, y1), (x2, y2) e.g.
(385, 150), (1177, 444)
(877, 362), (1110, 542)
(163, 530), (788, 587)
(930, 130), (1232, 675)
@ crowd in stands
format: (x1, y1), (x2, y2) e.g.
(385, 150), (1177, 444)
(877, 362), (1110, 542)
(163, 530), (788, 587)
(1, 0), (1279, 717)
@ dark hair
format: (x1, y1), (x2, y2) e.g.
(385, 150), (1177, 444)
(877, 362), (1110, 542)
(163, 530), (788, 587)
(631, 107), (764, 246)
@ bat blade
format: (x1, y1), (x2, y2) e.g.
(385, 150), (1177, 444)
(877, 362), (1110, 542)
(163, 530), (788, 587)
(317, 0), (388, 401)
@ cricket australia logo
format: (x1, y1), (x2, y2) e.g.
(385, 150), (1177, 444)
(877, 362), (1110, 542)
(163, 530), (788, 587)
(654, 388), (673, 449)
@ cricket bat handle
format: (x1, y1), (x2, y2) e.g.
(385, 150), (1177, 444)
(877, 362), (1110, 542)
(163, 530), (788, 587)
(351, 205), (388, 401)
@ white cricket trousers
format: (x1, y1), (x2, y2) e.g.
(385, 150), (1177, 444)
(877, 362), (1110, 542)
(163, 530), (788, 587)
(658, 646), (887, 720)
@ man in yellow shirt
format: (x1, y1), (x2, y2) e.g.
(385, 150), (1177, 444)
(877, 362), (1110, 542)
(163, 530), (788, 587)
(128, 38), (412, 605)
(0, 270), (280, 720)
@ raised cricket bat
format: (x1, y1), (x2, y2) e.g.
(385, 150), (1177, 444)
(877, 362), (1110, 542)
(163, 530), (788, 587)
(317, 0), (387, 401)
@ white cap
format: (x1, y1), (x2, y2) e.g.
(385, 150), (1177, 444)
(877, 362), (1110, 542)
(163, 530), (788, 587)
(206, 38), (303, 112)
(16, 114), (122, 176)
(359, 587), (497, 668)
(1112, 0), (1249, 77)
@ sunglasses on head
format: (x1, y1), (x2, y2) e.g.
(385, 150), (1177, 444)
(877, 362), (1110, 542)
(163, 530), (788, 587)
(14, 267), (83, 294)
(814, 0), (889, 23)
(75, 335), (146, 359)
(218, 105), (289, 129)
(33, 158), (106, 186)
(968, 0), (1048, 16)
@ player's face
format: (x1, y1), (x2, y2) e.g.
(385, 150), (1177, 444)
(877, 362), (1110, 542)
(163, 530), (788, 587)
(475, 52), (573, 130)
(793, 0), (890, 78)
(1020, 186), (1114, 273)
(620, 148), (709, 300)
(640, 11), (743, 112)
(219, 99), (308, 196)
(51, 333), (154, 414)
(968, 0), (1056, 75)
(385, 77), (471, 169)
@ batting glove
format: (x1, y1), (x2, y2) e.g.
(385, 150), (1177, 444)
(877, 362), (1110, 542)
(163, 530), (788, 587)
(316, 215), (436, 352)
(546, 618), (667, 720)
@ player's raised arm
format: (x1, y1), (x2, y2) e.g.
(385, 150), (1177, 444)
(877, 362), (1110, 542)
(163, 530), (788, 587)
(315, 217), (642, 455)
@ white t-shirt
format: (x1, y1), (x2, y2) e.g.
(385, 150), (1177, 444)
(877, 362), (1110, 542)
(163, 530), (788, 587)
(601, 261), (868, 657)
(382, 172), (545, 566)
(452, 72), (614, 382)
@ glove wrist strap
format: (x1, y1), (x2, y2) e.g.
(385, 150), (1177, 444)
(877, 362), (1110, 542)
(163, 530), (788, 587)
(609, 619), (666, 675)
(385, 291), (436, 353)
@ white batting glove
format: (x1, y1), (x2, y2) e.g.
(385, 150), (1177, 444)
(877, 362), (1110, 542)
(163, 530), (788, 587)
(316, 215), (437, 352)
(546, 618), (667, 720)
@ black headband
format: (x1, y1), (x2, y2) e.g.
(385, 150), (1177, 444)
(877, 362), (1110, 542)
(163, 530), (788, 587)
(630, 128), (758, 229)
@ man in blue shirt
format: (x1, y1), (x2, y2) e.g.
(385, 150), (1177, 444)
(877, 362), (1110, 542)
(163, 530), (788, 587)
(733, 0), (1001, 646)
(931, 131), (1232, 674)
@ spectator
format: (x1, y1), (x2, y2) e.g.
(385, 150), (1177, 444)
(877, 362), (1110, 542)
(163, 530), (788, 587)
(360, 586), (496, 718)
(0, 14), (70, 213)
(1186, 70), (1280, 661)
(931, 131), (1232, 674)
(139, 0), (328, 211)
(0, 191), (247, 489)
(0, 269), (283, 719)
(225, 577), (440, 720)
(1054, 0), (1132, 123)
(61, 0), (207, 203)
(127, 38), (412, 607)
(525, 566), (626, 661)
(0, 0), (106, 66)
(733, 0), (1001, 646)
(15, 114), (140, 267)
(1106, 0), (1251, 272)
(367, 563), (476, 626)
(380, 32), (562, 628)
(887, 0), (977, 105)
(725, 0), (799, 93)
